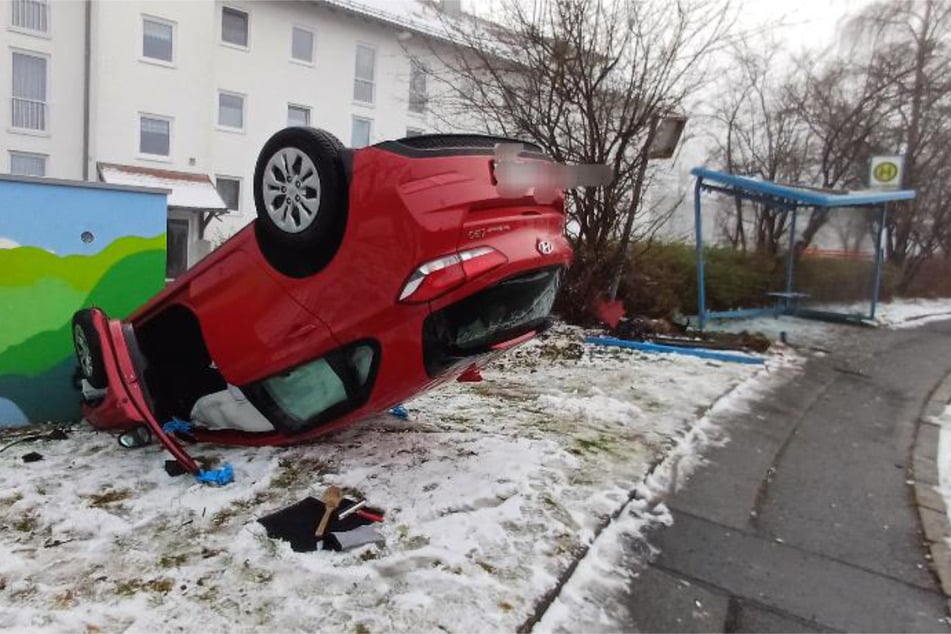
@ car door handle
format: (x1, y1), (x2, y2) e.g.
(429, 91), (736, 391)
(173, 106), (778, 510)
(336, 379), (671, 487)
(287, 323), (318, 339)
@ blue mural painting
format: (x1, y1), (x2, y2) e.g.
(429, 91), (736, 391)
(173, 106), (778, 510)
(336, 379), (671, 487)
(0, 176), (168, 426)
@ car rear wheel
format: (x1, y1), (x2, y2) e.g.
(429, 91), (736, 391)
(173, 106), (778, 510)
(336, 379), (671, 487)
(253, 127), (348, 277)
(72, 309), (107, 389)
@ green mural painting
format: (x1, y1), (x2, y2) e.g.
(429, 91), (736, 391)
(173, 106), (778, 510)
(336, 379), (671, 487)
(0, 234), (167, 424)
(0, 177), (168, 426)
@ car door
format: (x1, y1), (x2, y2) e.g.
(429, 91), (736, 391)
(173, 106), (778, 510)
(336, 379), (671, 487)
(185, 246), (338, 386)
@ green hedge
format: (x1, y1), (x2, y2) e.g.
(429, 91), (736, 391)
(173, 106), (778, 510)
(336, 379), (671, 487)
(617, 242), (899, 319)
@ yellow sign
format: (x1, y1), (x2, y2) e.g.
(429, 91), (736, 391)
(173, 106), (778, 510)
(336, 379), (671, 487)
(873, 161), (898, 183)
(869, 155), (903, 189)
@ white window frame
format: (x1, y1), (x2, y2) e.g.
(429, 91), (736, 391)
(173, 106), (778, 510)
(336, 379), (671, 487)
(353, 43), (376, 106)
(140, 14), (176, 67)
(215, 175), (242, 212)
(9, 48), (50, 136)
(9, 0), (50, 37)
(351, 115), (372, 148)
(9, 150), (46, 176)
(138, 112), (173, 161)
(219, 4), (250, 51)
(290, 25), (314, 65)
(216, 90), (246, 133)
(287, 103), (311, 128)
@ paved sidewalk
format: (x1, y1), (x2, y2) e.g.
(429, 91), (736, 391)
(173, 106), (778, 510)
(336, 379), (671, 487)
(622, 320), (951, 633)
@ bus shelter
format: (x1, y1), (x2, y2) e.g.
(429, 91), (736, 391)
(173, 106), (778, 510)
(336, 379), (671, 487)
(691, 168), (916, 329)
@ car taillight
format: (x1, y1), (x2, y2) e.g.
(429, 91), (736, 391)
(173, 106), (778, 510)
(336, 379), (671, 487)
(399, 247), (508, 303)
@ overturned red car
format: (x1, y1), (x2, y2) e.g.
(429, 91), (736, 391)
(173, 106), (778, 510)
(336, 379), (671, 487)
(72, 128), (572, 473)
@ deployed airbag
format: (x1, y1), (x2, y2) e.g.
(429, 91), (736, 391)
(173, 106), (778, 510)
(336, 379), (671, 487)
(190, 385), (274, 433)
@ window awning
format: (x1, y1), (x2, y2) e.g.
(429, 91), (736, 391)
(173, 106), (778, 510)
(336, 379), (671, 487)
(98, 162), (228, 212)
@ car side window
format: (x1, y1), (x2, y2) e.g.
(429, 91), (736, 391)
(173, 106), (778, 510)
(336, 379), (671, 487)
(265, 357), (348, 422)
(243, 341), (379, 434)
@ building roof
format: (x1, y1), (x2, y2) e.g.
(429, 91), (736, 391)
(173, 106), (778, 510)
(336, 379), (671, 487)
(0, 172), (168, 195)
(691, 167), (916, 208)
(98, 162), (227, 211)
(315, 0), (464, 43)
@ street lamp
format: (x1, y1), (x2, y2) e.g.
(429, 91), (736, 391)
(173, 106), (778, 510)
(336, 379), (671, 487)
(607, 113), (687, 302)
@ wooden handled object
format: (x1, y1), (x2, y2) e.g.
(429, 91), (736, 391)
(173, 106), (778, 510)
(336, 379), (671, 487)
(315, 485), (342, 538)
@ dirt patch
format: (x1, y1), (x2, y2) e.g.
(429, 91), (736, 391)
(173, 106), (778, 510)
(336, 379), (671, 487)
(84, 489), (132, 508)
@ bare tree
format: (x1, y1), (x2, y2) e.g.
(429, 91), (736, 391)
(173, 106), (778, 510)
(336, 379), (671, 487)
(708, 38), (815, 255)
(845, 0), (951, 288)
(786, 44), (902, 249)
(418, 0), (734, 318)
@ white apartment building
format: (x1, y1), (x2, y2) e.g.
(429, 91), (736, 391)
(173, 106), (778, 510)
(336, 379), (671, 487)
(0, 0), (454, 275)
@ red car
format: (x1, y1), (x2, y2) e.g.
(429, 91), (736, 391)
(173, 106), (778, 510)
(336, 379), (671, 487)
(72, 128), (572, 474)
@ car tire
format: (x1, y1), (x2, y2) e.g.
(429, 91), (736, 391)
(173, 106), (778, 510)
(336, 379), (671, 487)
(253, 127), (349, 278)
(72, 309), (108, 389)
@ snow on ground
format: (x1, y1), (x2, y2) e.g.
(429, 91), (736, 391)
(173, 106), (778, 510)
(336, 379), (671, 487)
(707, 314), (850, 350)
(535, 348), (800, 633)
(0, 324), (793, 633)
(865, 298), (951, 329)
(707, 297), (951, 350)
(934, 405), (951, 539)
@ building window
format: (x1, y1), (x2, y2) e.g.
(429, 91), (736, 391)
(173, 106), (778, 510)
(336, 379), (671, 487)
(351, 116), (371, 148)
(291, 26), (314, 63)
(166, 218), (189, 279)
(218, 91), (244, 130)
(142, 16), (174, 63)
(216, 176), (241, 211)
(353, 44), (375, 104)
(287, 104), (310, 127)
(221, 6), (248, 48)
(409, 59), (427, 113)
(405, 127), (424, 137)
(11, 0), (48, 33)
(9, 151), (46, 176)
(11, 52), (47, 131)
(140, 115), (171, 156)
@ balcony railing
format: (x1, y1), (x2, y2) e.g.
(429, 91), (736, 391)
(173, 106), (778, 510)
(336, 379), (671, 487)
(11, 98), (47, 131)
(11, 0), (48, 32)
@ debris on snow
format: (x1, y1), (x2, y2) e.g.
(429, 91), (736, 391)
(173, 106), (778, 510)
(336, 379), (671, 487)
(0, 324), (794, 632)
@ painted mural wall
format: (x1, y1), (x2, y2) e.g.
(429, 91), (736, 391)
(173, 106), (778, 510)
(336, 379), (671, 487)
(0, 176), (167, 426)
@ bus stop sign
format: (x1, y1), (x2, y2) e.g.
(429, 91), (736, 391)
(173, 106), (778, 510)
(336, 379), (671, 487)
(870, 155), (903, 189)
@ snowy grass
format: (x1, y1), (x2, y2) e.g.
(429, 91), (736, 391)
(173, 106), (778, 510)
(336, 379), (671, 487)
(934, 405), (951, 542)
(707, 297), (951, 350)
(535, 346), (799, 633)
(0, 325), (793, 632)
(868, 298), (951, 329)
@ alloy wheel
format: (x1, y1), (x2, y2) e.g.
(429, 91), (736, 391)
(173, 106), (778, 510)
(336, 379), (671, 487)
(262, 147), (322, 233)
(74, 325), (93, 378)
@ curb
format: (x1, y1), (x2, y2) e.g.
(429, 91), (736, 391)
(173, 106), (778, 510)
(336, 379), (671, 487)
(913, 370), (951, 612)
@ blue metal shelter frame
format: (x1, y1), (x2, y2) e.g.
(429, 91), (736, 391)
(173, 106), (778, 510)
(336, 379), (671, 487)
(692, 168), (916, 329)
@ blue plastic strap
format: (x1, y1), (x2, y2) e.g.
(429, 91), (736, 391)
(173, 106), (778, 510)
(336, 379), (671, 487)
(195, 463), (234, 486)
(162, 418), (193, 434)
(586, 336), (765, 366)
(389, 405), (409, 419)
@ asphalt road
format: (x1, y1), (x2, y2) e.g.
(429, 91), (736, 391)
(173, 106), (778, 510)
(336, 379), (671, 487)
(621, 319), (951, 633)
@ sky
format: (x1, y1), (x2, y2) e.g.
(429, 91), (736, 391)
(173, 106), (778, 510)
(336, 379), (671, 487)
(738, 0), (876, 54)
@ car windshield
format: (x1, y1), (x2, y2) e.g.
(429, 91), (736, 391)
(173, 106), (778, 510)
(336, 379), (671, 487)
(245, 342), (377, 433)
(452, 268), (560, 349)
(423, 267), (562, 375)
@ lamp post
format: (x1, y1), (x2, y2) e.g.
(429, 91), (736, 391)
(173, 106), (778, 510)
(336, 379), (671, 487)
(607, 113), (687, 302)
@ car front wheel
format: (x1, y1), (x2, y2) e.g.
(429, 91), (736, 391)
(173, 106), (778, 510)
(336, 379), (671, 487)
(72, 309), (107, 389)
(253, 127), (349, 277)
